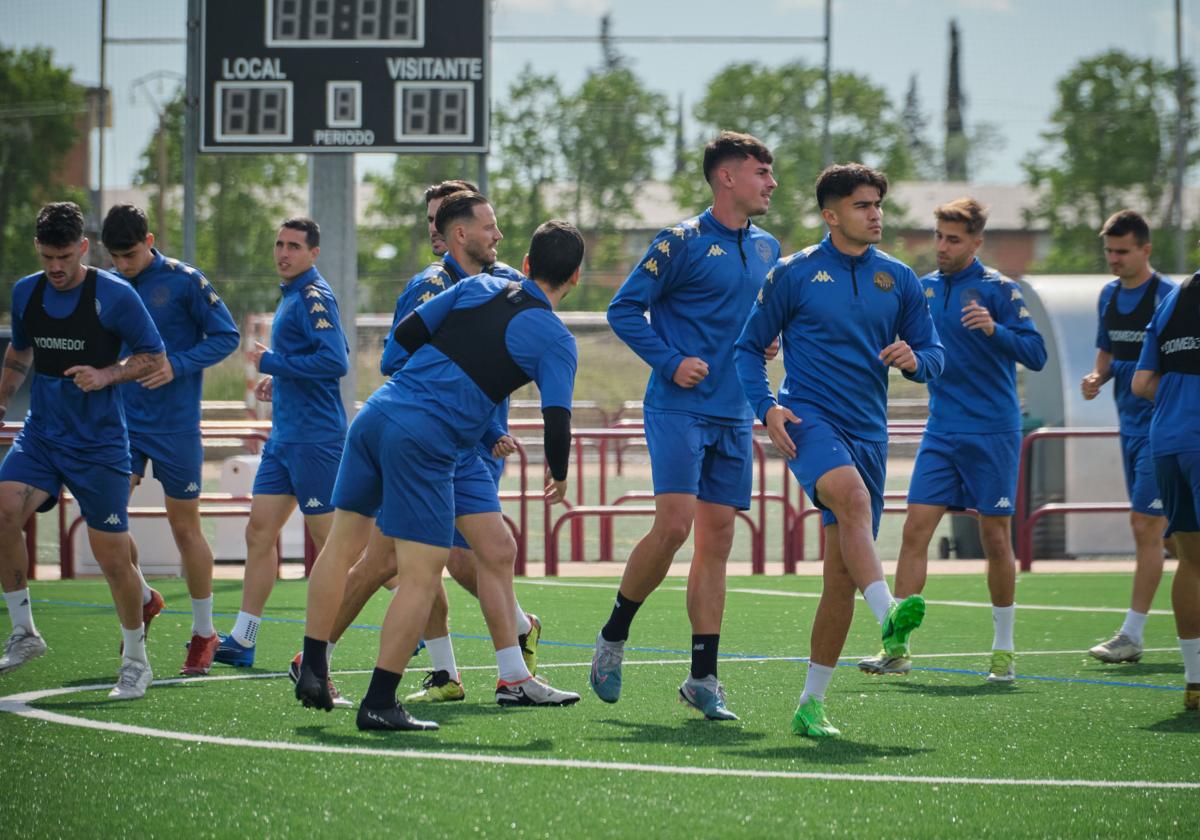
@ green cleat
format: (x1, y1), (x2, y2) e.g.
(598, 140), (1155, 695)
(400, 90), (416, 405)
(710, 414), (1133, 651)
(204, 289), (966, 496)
(404, 670), (466, 703)
(882, 595), (925, 658)
(792, 696), (840, 737)
(858, 647), (912, 675)
(986, 650), (1016, 683)
(518, 613), (541, 676)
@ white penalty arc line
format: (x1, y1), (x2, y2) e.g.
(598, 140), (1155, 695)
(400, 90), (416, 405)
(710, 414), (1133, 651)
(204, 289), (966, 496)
(515, 579), (1173, 616)
(1, 675), (1195, 792)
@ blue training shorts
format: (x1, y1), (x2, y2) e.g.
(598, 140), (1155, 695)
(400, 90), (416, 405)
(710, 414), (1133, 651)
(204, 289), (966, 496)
(253, 437), (344, 515)
(129, 430), (203, 500)
(450, 450), (503, 550)
(644, 408), (753, 510)
(1120, 433), (1164, 516)
(333, 402), (457, 548)
(1154, 451), (1200, 537)
(786, 415), (888, 538)
(0, 428), (131, 532)
(907, 429), (1021, 516)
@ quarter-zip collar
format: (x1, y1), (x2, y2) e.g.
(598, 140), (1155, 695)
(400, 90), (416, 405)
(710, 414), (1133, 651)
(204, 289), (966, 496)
(280, 265), (320, 295)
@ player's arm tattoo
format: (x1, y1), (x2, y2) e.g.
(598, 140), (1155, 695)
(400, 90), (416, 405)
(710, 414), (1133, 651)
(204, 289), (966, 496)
(108, 351), (165, 385)
(0, 346), (33, 403)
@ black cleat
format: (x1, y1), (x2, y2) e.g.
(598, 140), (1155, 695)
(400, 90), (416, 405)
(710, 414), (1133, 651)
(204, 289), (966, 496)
(294, 663), (334, 712)
(356, 702), (439, 731)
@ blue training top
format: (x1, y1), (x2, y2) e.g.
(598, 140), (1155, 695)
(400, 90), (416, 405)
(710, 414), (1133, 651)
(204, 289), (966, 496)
(1096, 274), (1176, 436)
(1136, 283), (1200, 456)
(921, 258), (1046, 434)
(10, 267), (164, 466)
(735, 235), (945, 443)
(608, 208), (780, 424)
(257, 266), (349, 444)
(116, 250), (240, 434)
(369, 275), (577, 454)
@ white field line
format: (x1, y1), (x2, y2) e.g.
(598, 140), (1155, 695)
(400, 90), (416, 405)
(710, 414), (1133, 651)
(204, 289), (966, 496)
(1, 676), (1195, 792)
(515, 579), (1172, 616)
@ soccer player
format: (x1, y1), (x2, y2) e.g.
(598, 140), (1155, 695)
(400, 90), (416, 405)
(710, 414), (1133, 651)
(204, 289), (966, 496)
(101, 204), (240, 676)
(589, 132), (780, 721)
(1132, 275), (1200, 711)
(735, 164), (944, 737)
(1081, 210), (1175, 664)
(857, 198), (1046, 681)
(213, 217), (349, 667)
(296, 220), (585, 731)
(0, 202), (165, 699)
(295, 186), (544, 705)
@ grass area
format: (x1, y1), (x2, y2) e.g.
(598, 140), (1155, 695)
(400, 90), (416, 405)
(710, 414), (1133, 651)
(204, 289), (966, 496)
(1, 572), (1196, 837)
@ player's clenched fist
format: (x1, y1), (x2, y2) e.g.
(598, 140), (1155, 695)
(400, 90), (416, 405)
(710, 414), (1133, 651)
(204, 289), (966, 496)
(672, 356), (709, 388)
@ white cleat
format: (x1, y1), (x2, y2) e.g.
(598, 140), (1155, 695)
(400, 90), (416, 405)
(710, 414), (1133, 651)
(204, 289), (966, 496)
(0, 627), (48, 675)
(496, 675), (581, 706)
(1088, 633), (1143, 664)
(108, 658), (153, 700)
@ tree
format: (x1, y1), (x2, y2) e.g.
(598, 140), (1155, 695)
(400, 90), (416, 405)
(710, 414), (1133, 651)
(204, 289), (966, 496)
(0, 47), (84, 284)
(944, 20), (968, 181)
(133, 92), (307, 316)
(675, 61), (915, 249)
(901, 75), (939, 180)
(1023, 50), (1196, 272)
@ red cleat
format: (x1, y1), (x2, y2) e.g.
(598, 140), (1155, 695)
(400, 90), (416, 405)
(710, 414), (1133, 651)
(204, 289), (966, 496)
(181, 633), (220, 676)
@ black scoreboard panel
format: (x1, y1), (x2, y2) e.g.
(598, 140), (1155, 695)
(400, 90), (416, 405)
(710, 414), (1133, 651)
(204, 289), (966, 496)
(200, 0), (488, 153)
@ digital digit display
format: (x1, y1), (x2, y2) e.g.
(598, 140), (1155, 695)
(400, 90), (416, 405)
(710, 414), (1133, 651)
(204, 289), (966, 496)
(268, 0), (423, 47)
(200, 0), (487, 153)
(215, 82), (294, 142)
(395, 83), (472, 140)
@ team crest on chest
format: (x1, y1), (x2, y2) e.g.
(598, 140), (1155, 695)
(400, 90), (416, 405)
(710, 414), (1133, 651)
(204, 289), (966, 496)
(755, 239), (773, 263)
(873, 272), (894, 292)
(150, 286), (171, 308)
(924, 287), (935, 299)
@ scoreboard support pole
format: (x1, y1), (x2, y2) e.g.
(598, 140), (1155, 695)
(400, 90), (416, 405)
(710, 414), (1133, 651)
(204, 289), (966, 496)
(308, 153), (358, 419)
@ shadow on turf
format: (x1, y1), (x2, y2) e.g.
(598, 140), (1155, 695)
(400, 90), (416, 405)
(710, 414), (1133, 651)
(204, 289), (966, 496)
(731, 740), (934, 764)
(1142, 711), (1200, 734)
(591, 717), (768, 747)
(879, 680), (1031, 698)
(1092, 662), (1184, 678)
(294, 724), (557, 752)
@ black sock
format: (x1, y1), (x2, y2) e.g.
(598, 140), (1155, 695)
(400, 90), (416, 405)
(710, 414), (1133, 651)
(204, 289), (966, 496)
(601, 592), (643, 642)
(302, 636), (328, 679)
(363, 667), (402, 709)
(690, 634), (720, 680)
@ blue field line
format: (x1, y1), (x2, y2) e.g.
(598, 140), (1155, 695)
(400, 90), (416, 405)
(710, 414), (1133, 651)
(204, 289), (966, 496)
(31, 597), (1184, 693)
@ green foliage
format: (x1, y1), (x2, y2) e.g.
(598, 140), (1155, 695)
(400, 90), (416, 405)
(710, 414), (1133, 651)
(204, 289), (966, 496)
(674, 61), (915, 251)
(1024, 50), (1196, 272)
(0, 47), (85, 289)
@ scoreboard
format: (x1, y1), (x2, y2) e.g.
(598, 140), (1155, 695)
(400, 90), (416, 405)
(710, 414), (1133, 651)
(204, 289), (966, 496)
(199, 0), (489, 153)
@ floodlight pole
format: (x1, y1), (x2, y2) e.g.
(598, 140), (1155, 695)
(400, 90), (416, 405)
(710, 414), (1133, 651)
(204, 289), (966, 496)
(309, 154), (359, 418)
(1174, 0), (1188, 275)
(822, 0), (833, 166)
(96, 0), (108, 243)
(183, 0), (200, 265)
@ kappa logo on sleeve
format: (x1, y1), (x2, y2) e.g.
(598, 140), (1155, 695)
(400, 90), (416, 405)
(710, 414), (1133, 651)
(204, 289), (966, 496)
(427, 274), (446, 289)
(304, 288), (323, 299)
(418, 291), (435, 303)
(655, 240), (671, 256)
(314, 317), (334, 330)
(642, 257), (659, 277)
(310, 302), (328, 314)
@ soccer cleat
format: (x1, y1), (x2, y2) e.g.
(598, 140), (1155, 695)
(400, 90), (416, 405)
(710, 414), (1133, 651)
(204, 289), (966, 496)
(405, 670), (465, 703)
(792, 696), (840, 737)
(882, 594), (926, 658)
(1088, 633), (1143, 664)
(120, 589), (164, 655)
(0, 627), (48, 675)
(986, 650), (1016, 682)
(496, 674), (581, 706)
(518, 613), (542, 675)
(294, 663), (334, 711)
(212, 633), (255, 667)
(678, 674), (739, 720)
(356, 702), (438, 731)
(589, 632), (624, 703)
(108, 657), (153, 700)
(287, 652), (353, 708)
(857, 648), (912, 676)
(1185, 683), (1200, 711)
(180, 633), (220, 676)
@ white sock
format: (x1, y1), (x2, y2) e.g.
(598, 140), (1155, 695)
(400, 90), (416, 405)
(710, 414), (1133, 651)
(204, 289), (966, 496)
(425, 635), (458, 680)
(132, 564), (153, 604)
(1119, 610), (1149, 645)
(121, 625), (148, 664)
(991, 604), (1016, 651)
(3, 588), (37, 635)
(326, 641), (336, 668)
(863, 580), (895, 625)
(230, 611), (261, 647)
(515, 604), (532, 636)
(798, 662), (835, 704)
(1180, 637), (1200, 684)
(191, 596), (215, 638)
(496, 645), (530, 683)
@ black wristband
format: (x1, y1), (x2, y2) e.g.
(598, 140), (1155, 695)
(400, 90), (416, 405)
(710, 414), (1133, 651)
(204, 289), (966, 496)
(542, 406), (572, 481)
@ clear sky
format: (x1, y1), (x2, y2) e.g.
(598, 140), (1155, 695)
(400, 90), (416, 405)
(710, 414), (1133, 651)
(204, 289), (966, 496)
(3, 0), (1196, 187)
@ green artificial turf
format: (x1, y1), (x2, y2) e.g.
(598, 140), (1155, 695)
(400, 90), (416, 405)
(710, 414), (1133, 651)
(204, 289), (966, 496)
(1, 572), (1197, 838)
